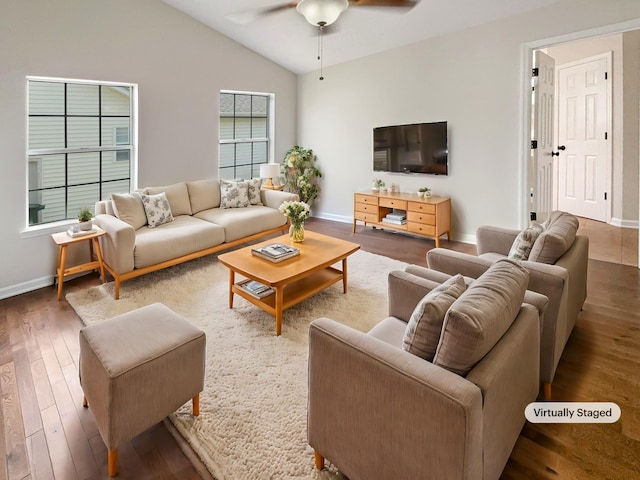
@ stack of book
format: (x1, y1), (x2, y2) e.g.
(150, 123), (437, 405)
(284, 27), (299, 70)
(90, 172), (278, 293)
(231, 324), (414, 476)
(251, 243), (300, 263)
(67, 227), (97, 238)
(239, 280), (274, 299)
(382, 210), (407, 225)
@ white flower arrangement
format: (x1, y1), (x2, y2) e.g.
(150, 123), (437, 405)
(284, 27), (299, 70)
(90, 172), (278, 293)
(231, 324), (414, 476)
(279, 201), (311, 226)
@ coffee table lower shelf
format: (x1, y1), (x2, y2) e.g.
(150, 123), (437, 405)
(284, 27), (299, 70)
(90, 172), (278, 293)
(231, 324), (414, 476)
(230, 266), (345, 335)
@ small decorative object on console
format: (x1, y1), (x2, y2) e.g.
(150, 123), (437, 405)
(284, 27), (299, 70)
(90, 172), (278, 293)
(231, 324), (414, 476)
(417, 187), (431, 198)
(372, 179), (385, 191)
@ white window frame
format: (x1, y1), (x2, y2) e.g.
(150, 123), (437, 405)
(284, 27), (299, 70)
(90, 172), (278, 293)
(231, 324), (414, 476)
(24, 76), (138, 235)
(218, 90), (275, 179)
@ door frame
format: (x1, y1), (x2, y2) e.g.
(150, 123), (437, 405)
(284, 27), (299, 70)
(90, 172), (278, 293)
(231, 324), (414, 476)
(519, 18), (640, 266)
(553, 52), (613, 223)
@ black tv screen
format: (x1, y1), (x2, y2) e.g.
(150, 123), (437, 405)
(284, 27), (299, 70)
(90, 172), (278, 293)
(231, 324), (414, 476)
(373, 121), (448, 175)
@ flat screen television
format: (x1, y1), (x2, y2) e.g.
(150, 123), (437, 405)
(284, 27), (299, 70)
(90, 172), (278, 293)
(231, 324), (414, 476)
(373, 121), (448, 175)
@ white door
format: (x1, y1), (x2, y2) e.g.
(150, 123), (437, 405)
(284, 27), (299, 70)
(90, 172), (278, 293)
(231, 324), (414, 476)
(532, 50), (556, 223)
(556, 54), (610, 221)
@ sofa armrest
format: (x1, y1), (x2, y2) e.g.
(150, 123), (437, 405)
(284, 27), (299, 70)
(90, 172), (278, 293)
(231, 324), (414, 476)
(426, 248), (494, 279)
(387, 270), (443, 322)
(93, 214), (136, 275)
(260, 189), (299, 209)
(308, 318), (483, 480)
(476, 225), (520, 255)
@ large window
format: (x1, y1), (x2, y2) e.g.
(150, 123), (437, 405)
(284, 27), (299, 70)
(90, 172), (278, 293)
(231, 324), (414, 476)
(219, 91), (272, 180)
(27, 78), (136, 226)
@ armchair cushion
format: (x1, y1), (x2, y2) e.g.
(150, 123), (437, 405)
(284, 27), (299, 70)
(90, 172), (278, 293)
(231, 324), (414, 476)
(433, 259), (529, 376)
(402, 274), (467, 361)
(529, 211), (579, 264)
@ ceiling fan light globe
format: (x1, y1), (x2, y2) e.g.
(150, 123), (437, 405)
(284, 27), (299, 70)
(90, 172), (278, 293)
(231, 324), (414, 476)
(296, 0), (348, 26)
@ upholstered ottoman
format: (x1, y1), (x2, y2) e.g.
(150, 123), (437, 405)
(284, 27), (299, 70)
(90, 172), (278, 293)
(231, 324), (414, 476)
(79, 303), (206, 477)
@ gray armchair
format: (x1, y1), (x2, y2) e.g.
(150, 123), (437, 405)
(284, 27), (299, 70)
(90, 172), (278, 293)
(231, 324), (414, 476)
(308, 260), (545, 480)
(427, 211), (589, 400)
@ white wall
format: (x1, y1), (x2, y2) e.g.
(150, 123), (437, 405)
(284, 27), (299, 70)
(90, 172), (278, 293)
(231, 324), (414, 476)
(0, 0), (297, 298)
(298, 0), (640, 241)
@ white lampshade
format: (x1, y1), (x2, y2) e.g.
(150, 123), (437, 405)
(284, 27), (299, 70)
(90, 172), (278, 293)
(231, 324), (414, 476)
(260, 163), (281, 189)
(296, 0), (348, 26)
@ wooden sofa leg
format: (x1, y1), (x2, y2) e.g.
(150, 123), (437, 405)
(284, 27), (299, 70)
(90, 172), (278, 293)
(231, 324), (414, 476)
(108, 449), (118, 477)
(314, 450), (324, 470)
(83, 395), (88, 408)
(543, 382), (552, 401)
(193, 394), (200, 416)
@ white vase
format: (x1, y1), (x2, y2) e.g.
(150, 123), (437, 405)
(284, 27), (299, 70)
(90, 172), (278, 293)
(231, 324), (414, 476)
(79, 220), (93, 231)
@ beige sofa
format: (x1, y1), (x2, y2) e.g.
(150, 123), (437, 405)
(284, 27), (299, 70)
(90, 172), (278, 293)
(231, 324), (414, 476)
(94, 179), (297, 299)
(426, 211), (589, 400)
(308, 259), (546, 480)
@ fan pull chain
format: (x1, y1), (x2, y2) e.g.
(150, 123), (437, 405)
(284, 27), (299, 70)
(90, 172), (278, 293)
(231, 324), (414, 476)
(317, 24), (325, 80)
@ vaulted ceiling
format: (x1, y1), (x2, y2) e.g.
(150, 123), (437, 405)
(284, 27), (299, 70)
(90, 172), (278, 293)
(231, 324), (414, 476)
(163, 0), (560, 74)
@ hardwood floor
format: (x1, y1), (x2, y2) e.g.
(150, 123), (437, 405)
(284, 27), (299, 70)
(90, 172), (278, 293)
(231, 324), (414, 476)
(1, 217), (638, 479)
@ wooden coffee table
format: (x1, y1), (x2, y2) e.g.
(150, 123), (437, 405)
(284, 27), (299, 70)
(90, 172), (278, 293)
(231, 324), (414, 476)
(218, 231), (360, 336)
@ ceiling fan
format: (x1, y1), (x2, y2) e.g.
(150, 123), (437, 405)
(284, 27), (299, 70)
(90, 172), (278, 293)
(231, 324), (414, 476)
(230, 0), (419, 28)
(229, 0), (419, 80)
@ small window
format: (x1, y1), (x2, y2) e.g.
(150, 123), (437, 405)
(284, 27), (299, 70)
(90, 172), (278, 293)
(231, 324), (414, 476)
(219, 91), (273, 180)
(27, 78), (136, 226)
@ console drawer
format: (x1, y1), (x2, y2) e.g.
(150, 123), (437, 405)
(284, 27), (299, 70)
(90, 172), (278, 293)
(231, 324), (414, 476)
(408, 201), (436, 214)
(354, 211), (378, 223)
(407, 222), (436, 236)
(355, 194), (378, 205)
(407, 211), (435, 225)
(379, 198), (407, 209)
(355, 202), (377, 214)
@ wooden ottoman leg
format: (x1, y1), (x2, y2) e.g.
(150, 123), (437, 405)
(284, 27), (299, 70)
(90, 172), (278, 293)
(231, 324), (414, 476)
(108, 449), (118, 477)
(314, 450), (324, 470)
(193, 394), (200, 416)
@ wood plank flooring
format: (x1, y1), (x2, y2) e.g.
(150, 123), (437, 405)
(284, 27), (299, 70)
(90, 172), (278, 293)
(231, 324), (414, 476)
(0, 217), (638, 479)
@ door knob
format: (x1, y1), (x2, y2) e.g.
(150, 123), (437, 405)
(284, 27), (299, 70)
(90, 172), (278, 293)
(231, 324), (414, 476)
(551, 145), (566, 156)
(557, 145), (566, 150)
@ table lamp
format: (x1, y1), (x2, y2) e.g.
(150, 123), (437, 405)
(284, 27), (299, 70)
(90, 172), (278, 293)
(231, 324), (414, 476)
(260, 163), (281, 190)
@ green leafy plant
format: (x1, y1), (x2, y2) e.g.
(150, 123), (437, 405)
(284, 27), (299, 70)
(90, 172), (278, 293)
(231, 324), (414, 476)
(282, 146), (322, 206)
(418, 187), (431, 193)
(373, 179), (386, 188)
(77, 207), (94, 222)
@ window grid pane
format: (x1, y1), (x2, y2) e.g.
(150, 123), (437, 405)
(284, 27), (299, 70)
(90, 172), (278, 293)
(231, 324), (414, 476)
(27, 79), (134, 226)
(218, 92), (271, 179)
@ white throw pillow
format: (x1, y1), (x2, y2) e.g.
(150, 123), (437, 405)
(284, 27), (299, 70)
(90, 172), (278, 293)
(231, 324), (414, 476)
(141, 192), (174, 228)
(220, 179), (250, 209)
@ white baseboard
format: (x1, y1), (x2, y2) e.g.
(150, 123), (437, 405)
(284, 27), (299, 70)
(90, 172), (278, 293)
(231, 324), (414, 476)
(610, 217), (639, 229)
(0, 275), (54, 301)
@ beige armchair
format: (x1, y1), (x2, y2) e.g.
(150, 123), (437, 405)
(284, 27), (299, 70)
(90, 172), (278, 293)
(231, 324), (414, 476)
(426, 211), (589, 400)
(308, 260), (545, 480)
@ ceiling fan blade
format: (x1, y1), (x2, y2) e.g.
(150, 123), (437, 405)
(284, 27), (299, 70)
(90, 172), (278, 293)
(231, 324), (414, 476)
(227, 2), (299, 25)
(348, 0), (418, 8)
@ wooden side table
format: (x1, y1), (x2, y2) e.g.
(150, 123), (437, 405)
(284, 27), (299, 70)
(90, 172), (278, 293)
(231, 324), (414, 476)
(51, 226), (106, 300)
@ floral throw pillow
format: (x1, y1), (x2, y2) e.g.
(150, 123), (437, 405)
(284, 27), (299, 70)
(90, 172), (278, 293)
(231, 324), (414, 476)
(220, 180), (250, 209)
(141, 192), (174, 228)
(508, 226), (542, 261)
(246, 178), (263, 205)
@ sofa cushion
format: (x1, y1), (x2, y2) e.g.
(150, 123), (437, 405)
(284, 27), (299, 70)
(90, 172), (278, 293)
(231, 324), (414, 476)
(402, 274), (467, 361)
(220, 179), (250, 209)
(186, 179), (221, 213)
(141, 192), (174, 228)
(433, 259), (529, 376)
(111, 192), (147, 230)
(133, 216), (225, 269)
(246, 178), (263, 205)
(508, 227), (541, 261)
(528, 211), (579, 264)
(144, 182), (192, 216)
(194, 205), (287, 242)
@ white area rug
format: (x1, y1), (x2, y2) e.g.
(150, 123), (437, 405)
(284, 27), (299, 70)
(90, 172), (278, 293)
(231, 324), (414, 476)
(66, 250), (408, 480)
